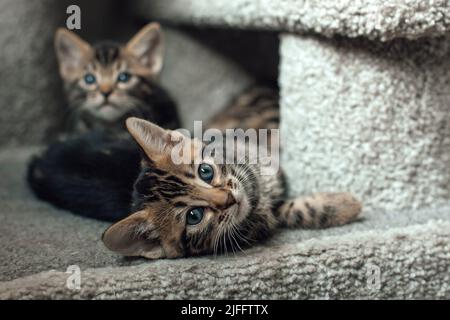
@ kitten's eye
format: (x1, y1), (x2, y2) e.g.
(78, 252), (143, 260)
(186, 208), (204, 225)
(84, 73), (96, 85)
(198, 163), (214, 183)
(117, 72), (131, 83)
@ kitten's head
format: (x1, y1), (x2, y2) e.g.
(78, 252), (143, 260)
(102, 118), (272, 259)
(55, 23), (163, 123)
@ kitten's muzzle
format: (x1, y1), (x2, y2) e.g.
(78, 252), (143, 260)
(201, 188), (237, 211)
(220, 192), (237, 210)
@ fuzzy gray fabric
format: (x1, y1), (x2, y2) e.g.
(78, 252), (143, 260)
(0, 0), (63, 146)
(280, 34), (450, 212)
(136, 0), (450, 41)
(0, 148), (449, 299)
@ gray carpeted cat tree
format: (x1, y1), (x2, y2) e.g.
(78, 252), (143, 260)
(0, 0), (449, 299)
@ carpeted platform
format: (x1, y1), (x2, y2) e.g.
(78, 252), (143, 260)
(0, 148), (449, 299)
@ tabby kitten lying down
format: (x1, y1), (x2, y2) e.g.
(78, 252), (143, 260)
(55, 23), (179, 134)
(102, 117), (362, 259)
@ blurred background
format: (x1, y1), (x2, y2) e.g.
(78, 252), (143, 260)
(0, 0), (278, 146)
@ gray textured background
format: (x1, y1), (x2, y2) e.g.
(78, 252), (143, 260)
(280, 35), (450, 212)
(0, 0), (63, 146)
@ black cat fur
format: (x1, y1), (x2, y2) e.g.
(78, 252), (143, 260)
(27, 131), (142, 222)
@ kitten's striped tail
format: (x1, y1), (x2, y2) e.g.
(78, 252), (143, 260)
(276, 192), (362, 228)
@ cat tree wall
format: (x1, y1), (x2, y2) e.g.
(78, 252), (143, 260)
(280, 36), (450, 212)
(138, 0), (450, 212)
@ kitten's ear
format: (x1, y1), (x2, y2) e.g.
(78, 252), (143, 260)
(126, 117), (186, 160)
(125, 23), (164, 76)
(102, 210), (165, 259)
(54, 28), (92, 81)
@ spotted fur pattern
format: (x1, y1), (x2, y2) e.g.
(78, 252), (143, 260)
(55, 23), (180, 134)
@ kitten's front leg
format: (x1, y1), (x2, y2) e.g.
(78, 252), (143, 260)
(276, 192), (362, 228)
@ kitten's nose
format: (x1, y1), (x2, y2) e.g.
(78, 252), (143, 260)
(99, 84), (113, 99)
(200, 188), (237, 210)
(101, 90), (112, 99)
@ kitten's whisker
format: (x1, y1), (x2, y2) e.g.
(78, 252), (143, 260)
(226, 229), (237, 256)
(222, 228), (229, 257)
(213, 221), (226, 257)
(230, 224), (245, 254)
(232, 223), (252, 246)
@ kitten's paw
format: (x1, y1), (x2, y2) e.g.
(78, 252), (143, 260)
(316, 192), (362, 227)
(277, 192), (362, 228)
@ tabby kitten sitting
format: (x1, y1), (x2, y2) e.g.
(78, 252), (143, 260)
(102, 117), (362, 259)
(55, 23), (179, 134)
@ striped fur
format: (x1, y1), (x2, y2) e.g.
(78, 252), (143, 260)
(55, 23), (180, 135)
(207, 87), (279, 132)
(103, 117), (285, 258)
(276, 192), (362, 228)
(102, 105), (362, 259)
